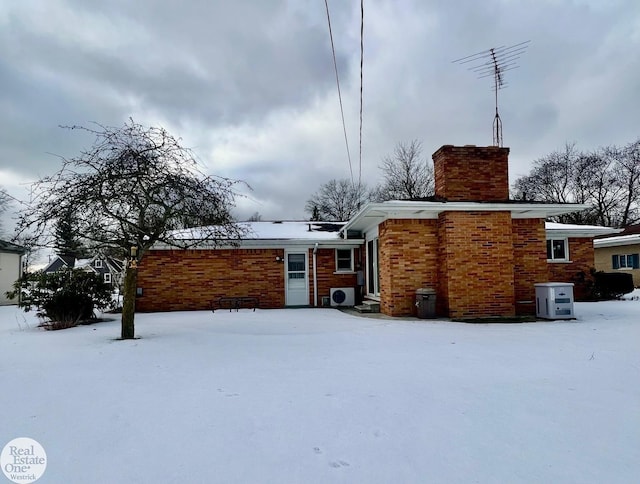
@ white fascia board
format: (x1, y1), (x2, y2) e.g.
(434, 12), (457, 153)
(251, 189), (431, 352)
(547, 227), (622, 239)
(151, 239), (364, 251)
(594, 234), (640, 248)
(238, 239), (364, 249)
(341, 201), (590, 235)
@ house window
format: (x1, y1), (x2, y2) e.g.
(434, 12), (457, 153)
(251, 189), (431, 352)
(335, 249), (353, 272)
(104, 273), (112, 283)
(612, 254), (640, 270)
(95, 259), (103, 268)
(546, 239), (568, 261)
(367, 238), (380, 296)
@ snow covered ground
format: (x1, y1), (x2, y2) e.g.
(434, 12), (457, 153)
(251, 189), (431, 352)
(1, 293), (639, 484)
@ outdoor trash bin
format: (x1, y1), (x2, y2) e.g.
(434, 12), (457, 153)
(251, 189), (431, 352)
(416, 288), (436, 318)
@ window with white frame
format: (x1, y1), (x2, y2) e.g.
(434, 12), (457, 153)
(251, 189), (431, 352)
(546, 238), (568, 261)
(95, 259), (103, 268)
(612, 254), (640, 270)
(104, 273), (112, 283)
(335, 249), (353, 272)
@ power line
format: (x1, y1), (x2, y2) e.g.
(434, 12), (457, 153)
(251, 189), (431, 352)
(324, 0), (354, 184)
(358, 0), (364, 190)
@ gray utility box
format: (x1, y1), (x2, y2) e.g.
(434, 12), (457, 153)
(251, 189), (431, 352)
(416, 288), (437, 319)
(534, 283), (575, 319)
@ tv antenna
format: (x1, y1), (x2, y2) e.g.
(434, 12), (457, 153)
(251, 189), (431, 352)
(453, 40), (530, 147)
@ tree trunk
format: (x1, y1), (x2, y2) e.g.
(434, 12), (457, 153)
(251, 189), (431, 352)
(121, 264), (138, 339)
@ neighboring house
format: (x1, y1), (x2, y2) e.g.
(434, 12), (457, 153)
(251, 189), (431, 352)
(136, 145), (618, 318)
(0, 240), (26, 305)
(43, 253), (125, 287)
(42, 255), (76, 273)
(77, 255), (125, 288)
(594, 225), (640, 287)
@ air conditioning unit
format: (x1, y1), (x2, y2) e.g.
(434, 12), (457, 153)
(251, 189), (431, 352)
(330, 287), (355, 307)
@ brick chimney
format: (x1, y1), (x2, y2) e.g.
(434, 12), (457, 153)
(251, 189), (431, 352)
(432, 145), (510, 202)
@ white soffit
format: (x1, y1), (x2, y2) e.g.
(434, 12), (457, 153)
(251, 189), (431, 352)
(342, 201), (590, 235)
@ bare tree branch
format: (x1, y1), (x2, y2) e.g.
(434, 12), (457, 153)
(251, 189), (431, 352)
(16, 119), (247, 338)
(512, 139), (640, 227)
(305, 179), (369, 222)
(372, 140), (434, 201)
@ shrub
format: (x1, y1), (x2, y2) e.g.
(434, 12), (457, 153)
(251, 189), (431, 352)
(592, 271), (634, 300)
(7, 268), (113, 329)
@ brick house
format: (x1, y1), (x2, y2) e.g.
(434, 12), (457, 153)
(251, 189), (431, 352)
(136, 222), (363, 312)
(136, 145), (617, 317)
(341, 145), (617, 317)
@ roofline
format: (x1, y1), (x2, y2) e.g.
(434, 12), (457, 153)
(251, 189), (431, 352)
(546, 227), (621, 238)
(593, 234), (640, 248)
(0, 242), (27, 255)
(152, 238), (364, 250)
(341, 201), (590, 235)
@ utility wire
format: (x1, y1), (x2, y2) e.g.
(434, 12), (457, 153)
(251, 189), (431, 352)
(324, 0), (354, 185)
(358, 0), (364, 190)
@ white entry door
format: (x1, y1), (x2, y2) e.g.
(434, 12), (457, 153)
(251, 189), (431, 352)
(285, 251), (309, 306)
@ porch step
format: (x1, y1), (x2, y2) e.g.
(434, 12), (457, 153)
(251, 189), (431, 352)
(354, 300), (380, 313)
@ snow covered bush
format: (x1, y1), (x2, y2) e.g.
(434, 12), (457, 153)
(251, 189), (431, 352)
(7, 268), (113, 329)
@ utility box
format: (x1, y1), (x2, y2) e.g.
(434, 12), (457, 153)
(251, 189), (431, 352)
(534, 283), (575, 319)
(416, 288), (437, 319)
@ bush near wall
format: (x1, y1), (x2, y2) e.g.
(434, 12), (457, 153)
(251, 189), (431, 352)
(592, 271), (634, 300)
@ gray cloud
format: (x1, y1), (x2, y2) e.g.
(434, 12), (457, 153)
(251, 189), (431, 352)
(0, 0), (638, 227)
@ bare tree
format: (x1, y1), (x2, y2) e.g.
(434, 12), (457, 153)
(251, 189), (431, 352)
(247, 212), (262, 222)
(305, 178), (369, 221)
(614, 139), (640, 226)
(0, 187), (10, 237)
(513, 139), (640, 227)
(17, 119), (246, 339)
(372, 140), (434, 201)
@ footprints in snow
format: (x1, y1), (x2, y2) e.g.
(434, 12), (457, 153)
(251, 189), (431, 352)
(217, 388), (240, 397)
(313, 447), (350, 469)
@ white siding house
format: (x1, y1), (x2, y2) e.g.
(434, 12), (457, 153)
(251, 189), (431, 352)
(0, 240), (26, 305)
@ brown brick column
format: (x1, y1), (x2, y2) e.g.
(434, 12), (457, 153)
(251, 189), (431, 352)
(437, 211), (516, 318)
(378, 219), (438, 316)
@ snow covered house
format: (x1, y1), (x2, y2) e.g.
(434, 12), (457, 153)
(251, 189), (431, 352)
(136, 145), (618, 318)
(0, 239), (26, 305)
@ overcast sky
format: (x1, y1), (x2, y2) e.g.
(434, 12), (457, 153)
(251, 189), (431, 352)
(1, 0), (638, 231)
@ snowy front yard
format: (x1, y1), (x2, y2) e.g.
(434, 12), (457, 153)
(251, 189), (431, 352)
(1, 296), (639, 484)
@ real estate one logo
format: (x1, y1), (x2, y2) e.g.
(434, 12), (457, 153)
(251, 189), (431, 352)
(1, 438), (47, 483)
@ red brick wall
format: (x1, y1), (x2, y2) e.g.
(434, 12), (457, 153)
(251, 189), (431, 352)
(378, 219), (439, 316)
(547, 238), (595, 301)
(310, 248), (358, 305)
(438, 211), (516, 318)
(512, 219), (549, 314)
(136, 247), (359, 312)
(136, 248), (287, 312)
(432, 145), (510, 201)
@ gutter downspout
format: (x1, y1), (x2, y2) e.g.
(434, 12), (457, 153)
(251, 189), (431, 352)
(313, 243), (318, 307)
